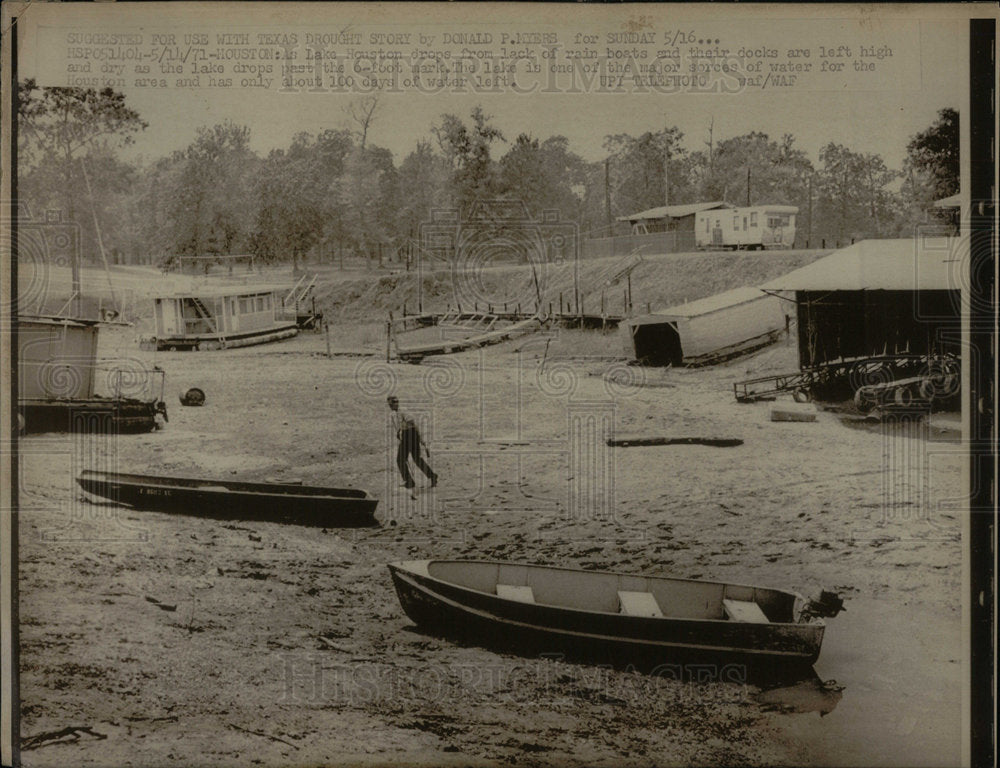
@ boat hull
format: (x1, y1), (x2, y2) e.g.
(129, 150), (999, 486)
(78, 470), (379, 527)
(20, 399), (162, 434)
(395, 317), (542, 363)
(149, 324), (299, 351)
(388, 560), (823, 672)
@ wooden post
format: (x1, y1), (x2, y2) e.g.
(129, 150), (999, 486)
(325, 320), (332, 357)
(386, 315), (392, 362)
(627, 273), (632, 312)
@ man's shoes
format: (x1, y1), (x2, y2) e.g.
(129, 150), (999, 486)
(429, 474), (439, 488)
(402, 481), (416, 489)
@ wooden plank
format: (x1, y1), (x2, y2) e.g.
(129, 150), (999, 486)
(769, 403), (817, 422)
(723, 598), (769, 623)
(618, 591), (663, 617)
(496, 584), (535, 604)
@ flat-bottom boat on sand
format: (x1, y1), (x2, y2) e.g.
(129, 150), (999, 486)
(78, 470), (379, 527)
(389, 560), (837, 673)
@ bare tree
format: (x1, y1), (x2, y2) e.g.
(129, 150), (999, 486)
(343, 95), (381, 150)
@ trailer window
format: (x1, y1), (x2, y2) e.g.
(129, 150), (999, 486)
(750, 212), (758, 227)
(705, 217), (710, 233)
(733, 216), (739, 228)
(767, 214), (791, 228)
(743, 216), (748, 231)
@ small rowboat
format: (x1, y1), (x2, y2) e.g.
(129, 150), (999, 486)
(78, 470), (379, 527)
(388, 560), (833, 670)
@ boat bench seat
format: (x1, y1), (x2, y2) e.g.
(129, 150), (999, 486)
(496, 584), (536, 604)
(618, 591), (663, 617)
(722, 598), (769, 623)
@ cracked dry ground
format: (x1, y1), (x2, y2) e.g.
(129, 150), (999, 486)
(18, 333), (963, 767)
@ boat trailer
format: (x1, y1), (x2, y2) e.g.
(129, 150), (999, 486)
(734, 354), (960, 410)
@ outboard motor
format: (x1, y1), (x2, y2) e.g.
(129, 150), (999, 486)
(802, 590), (845, 619)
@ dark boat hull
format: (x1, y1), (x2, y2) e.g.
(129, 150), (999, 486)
(78, 470), (379, 527)
(20, 399), (161, 435)
(151, 324), (299, 351)
(388, 562), (823, 673)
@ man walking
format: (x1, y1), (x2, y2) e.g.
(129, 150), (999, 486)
(387, 396), (438, 489)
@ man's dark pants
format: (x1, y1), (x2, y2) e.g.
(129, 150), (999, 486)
(397, 426), (435, 486)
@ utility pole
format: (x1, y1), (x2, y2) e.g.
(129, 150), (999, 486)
(604, 158), (612, 233)
(807, 174), (813, 248)
(746, 165), (751, 207)
(663, 118), (670, 208)
(704, 117), (715, 197)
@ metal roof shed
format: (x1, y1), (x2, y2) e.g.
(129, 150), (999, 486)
(760, 238), (961, 368)
(624, 286), (786, 366)
(618, 202), (733, 235)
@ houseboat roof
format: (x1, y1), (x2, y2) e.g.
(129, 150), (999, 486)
(19, 314), (103, 327)
(627, 286), (771, 325)
(154, 283), (293, 300)
(933, 193), (961, 209)
(761, 238), (957, 292)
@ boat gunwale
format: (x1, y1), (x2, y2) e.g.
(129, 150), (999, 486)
(389, 559), (819, 629)
(154, 322), (300, 343)
(390, 568), (821, 657)
(78, 469), (375, 501)
(394, 317), (542, 356)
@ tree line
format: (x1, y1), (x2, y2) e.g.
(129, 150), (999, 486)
(16, 79), (958, 270)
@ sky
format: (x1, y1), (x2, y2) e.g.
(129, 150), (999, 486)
(16, 3), (969, 171)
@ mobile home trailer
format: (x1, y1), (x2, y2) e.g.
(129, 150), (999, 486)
(695, 205), (798, 250)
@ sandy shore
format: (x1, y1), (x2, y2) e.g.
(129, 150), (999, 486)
(17, 324), (964, 767)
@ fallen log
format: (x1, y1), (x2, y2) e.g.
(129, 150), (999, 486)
(606, 437), (744, 447)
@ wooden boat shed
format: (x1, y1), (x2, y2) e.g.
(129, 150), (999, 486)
(760, 238), (962, 368)
(20, 316), (100, 400)
(19, 315), (166, 433)
(623, 286), (787, 366)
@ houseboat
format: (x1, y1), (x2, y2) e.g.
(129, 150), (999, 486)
(146, 284), (300, 351)
(695, 205), (798, 250)
(19, 315), (167, 434)
(622, 286), (787, 367)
